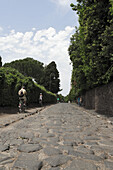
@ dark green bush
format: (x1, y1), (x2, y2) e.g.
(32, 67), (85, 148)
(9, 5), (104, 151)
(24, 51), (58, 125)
(0, 67), (56, 107)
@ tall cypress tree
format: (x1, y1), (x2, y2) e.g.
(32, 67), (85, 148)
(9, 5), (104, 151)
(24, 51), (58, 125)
(43, 61), (60, 93)
(0, 56), (2, 67)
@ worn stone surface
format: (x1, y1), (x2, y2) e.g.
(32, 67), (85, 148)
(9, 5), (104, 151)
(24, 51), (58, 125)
(43, 147), (62, 156)
(64, 159), (98, 170)
(13, 153), (43, 170)
(44, 155), (72, 167)
(0, 167), (5, 170)
(17, 143), (42, 152)
(0, 103), (113, 169)
(0, 145), (9, 152)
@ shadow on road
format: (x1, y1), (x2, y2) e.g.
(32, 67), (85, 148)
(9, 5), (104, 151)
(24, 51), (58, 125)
(0, 103), (50, 116)
(0, 107), (18, 115)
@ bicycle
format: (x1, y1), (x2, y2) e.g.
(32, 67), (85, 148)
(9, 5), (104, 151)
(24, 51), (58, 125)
(18, 99), (26, 113)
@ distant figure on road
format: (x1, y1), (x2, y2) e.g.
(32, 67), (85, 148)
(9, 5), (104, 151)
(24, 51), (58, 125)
(80, 96), (82, 106)
(77, 96), (82, 106)
(39, 93), (43, 107)
(77, 97), (80, 106)
(57, 97), (59, 103)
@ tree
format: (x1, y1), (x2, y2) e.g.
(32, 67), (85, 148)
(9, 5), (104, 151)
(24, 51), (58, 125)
(4, 58), (44, 85)
(68, 29), (87, 96)
(43, 61), (60, 93)
(69, 0), (113, 98)
(0, 56), (2, 67)
(4, 58), (61, 93)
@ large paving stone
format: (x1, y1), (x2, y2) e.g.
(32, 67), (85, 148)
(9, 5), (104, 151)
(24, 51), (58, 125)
(47, 137), (60, 143)
(109, 150), (113, 156)
(13, 153), (43, 170)
(40, 133), (55, 138)
(85, 141), (99, 146)
(76, 145), (95, 154)
(5, 138), (24, 146)
(43, 147), (62, 156)
(28, 137), (47, 144)
(99, 140), (113, 146)
(49, 167), (60, 170)
(58, 145), (73, 152)
(62, 135), (81, 141)
(38, 140), (57, 147)
(0, 153), (13, 164)
(28, 138), (40, 144)
(0, 167), (5, 170)
(45, 141), (59, 146)
(0, 145), (9, 152)
(17, 143), (42, 152)
(64, 159), (99, 170)
(104, 161), (113, 170)
(18, 132), (34, 139)
(63, 141), (78, 146)
(82, 136), (101, 141)
(91, 145), (113, 152)
(44, 155), (72, 167)
(68, 150), (103, 161)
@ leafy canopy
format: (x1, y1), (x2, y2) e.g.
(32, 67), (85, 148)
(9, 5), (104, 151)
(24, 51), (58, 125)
(69, 0), (113, 99)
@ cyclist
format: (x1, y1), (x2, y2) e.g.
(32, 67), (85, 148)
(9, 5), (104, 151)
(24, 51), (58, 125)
(18, 86), (27, 106)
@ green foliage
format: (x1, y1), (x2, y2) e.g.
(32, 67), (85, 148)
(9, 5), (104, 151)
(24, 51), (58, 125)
(0, 56), (2, 67)
(110, 0), (113, 14)
(4, 57), (44, 85)
(43, 61), (61, 94)
(0, 67), (56, 107)
(64, 95), (69, 103)
(4, 58), (61, 94)
(57, 94), (65, 102)
(69, 0), (113, 99)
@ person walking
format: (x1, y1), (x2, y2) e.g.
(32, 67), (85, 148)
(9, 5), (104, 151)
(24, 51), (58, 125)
(39, 93), (43, 107)
(80, 96), (82, 106)
(77, 97), (80, 106)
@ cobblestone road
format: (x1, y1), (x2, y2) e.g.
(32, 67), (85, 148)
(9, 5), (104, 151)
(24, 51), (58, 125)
(0, 103), (113, 170)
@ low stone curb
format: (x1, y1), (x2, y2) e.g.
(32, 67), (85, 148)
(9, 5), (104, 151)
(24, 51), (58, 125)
(0, 107), (45, 128)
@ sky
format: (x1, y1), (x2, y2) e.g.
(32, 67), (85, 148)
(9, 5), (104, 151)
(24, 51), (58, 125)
(0, 0), (79, 96)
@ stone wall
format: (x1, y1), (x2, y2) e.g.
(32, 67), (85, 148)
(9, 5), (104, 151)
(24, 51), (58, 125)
(82, 89), (95, 109)
(83, 82), (113, 116)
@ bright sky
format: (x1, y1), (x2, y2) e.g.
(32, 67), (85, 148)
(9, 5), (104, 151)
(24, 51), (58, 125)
(0, 0), (78, 96)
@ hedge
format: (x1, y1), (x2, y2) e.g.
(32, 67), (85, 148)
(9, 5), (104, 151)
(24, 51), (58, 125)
(0, 67), (56, 107)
